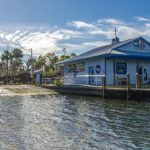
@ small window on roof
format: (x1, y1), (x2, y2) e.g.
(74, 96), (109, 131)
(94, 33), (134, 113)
(116, 62), (127, 74)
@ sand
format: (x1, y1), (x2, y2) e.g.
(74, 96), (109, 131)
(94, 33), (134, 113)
(0, 85), (57, 96)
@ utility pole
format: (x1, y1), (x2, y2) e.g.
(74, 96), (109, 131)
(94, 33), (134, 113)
(62, 48), (66, 55)
(31, 48), (34, 83)
(6, 45), (9, 83)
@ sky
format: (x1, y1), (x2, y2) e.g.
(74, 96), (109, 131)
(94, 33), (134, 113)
(0, 0), (150, 56)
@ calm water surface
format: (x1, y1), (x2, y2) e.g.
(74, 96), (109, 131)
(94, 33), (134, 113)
(0, 95), (150, 150)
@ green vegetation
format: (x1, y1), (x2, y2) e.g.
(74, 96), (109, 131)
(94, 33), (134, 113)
(0, 48), (23, 77)
(34, 53), (77, 77)
(0, 48), (77, 84)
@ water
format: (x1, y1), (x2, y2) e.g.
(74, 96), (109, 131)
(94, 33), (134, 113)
(0, 95), (150, 150)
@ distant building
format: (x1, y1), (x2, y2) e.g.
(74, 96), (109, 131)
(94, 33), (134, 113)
(33, 69), (43, 84)
(56, 36), (150, 86)
(0, 73), (31, 84)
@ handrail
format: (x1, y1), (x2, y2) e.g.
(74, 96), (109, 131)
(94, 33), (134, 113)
(63, 74), (106, 86)
(64, 75), (106, 77)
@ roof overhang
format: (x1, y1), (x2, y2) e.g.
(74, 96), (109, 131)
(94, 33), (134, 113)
(106, 54), (150, 60)
(55, 54), (109, 65)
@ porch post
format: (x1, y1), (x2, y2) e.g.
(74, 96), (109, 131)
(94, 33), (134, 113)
(136, 60), (140, 88)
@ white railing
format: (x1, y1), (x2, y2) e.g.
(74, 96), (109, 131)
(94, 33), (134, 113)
(63, 75), (106, 86)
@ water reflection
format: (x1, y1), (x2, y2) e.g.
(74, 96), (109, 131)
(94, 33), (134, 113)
(103, 100), (150, 149)
(0, 96), (25, 149)
(0, 95), (150, 150)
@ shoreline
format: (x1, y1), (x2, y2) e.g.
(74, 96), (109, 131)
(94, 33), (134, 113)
(1, 84), (150, 101)
(0, 85), (58, 96)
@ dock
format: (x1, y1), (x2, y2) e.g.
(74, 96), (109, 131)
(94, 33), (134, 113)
(42, 84), (150, 100)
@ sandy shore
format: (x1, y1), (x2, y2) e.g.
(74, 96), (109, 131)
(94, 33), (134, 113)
(0, 85), (57, 96)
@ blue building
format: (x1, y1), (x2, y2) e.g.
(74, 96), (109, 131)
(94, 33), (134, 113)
(33, 69), (43, 84)
(57, 36), (150, 86)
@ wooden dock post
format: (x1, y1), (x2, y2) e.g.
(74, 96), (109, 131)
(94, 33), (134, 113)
(102, 76), (106, 99)
(115, 74), (118, 88)
(136, 73), (140, 88)
(127, 73), (130, 100)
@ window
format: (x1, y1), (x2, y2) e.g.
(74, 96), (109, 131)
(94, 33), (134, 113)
(68, 64), (76, 73)
(116, 62), (127, 74)
(76, 63), (85, 72)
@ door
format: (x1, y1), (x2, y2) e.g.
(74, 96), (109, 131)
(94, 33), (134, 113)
(143, 67), (148, 83)
(138, 66), (148, 84)
(89, 66), (95, 85)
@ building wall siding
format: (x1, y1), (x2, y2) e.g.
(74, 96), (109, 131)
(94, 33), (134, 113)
(64, 58), (150, 85)
(107, 59), (150, 85)
(64, 58), (105, 85)
(108, 59), (138, 85)
(106, 59), (114, 85)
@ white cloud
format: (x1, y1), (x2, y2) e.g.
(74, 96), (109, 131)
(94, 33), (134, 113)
(0, 27), (83, 55)
(145, 23), (150, 27)
(67, 20), (114, 39)
(60, 43), (81, 50)
(117, 26), (141, 39)
(136, 16), (150, 22)
(67, 21), (96, 29)
(0, 17), (150, 56)
(98, 18), (124, 25)
(19, 30), (82, 55)
(89, 29), (114, 39)
(83, 41), (109, 47)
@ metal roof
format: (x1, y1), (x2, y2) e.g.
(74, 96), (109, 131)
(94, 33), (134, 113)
(110, 49), (150, 59)
(56, 37), (150, 64)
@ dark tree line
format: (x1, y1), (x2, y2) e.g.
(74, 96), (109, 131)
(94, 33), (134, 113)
(33, 52), (76, 76)
(0, 48), (76, 77)
(0, 48), (23, 77)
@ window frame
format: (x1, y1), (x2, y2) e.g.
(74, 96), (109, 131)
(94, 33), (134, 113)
(116, 62), (127, 75)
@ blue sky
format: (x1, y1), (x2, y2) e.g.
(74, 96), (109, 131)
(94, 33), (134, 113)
(0, 0), (150, 55)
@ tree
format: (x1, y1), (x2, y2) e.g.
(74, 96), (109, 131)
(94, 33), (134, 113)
(1, 50), (12, 77)
(11, 48), (23, 75)
(12, 48), (23, 59)
(45, 53), (58, 69)
(70, 53), (77, 57)
(56, 53), (77, 75)
(26, 57), (36, 73)
(0, 62), (5, 76)
(59, 55), (71, 61)
(34, 55), (46, 70)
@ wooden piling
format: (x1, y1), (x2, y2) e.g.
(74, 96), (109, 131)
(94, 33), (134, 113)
(115, 74), (118, 88)
(136, 73), (140, 88)
(102, 76), (106, 99)
(127, 73), (130, 100)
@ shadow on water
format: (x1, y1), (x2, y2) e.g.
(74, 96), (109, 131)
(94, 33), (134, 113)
(0, 94), (150, 150)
